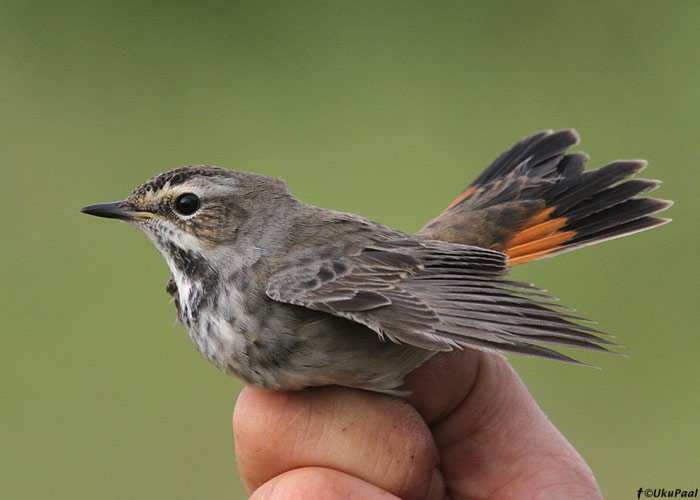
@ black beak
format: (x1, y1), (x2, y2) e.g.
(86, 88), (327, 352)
(80, 201), (145, 221)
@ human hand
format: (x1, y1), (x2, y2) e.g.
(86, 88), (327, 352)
(233, 350), (603, 499)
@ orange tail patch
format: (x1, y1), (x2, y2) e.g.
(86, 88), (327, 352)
(506, 208), (577, 265)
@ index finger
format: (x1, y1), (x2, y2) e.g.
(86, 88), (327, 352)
(233, 385), (445, 500)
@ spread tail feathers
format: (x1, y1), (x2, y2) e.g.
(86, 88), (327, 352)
(416, 129), (672, 264)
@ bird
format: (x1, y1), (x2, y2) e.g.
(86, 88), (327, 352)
(81, 129), (671, 395)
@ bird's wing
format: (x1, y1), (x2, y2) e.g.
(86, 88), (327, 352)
(266, 239), (617, 362)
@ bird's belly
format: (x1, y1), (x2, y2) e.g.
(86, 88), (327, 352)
(176, 279), (433, 393)
(195, 305), (433, 394)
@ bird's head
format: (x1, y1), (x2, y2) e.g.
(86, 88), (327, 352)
(81, 165), (294, 280)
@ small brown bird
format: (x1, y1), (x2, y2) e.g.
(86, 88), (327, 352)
(81, 130), (670, 395)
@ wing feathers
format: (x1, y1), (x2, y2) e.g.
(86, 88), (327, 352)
(267, 239), (616, 363)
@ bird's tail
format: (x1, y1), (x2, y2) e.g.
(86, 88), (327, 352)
(416, 129), (672, 265)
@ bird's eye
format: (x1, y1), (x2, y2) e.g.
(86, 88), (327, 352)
(174, 193), (200, 216)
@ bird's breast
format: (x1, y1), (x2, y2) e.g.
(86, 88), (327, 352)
(174, 275), (266, 380)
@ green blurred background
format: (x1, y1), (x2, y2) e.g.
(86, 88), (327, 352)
(2, 1), (698, 498)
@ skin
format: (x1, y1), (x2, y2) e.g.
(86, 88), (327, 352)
(233, 350), (603, 500)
